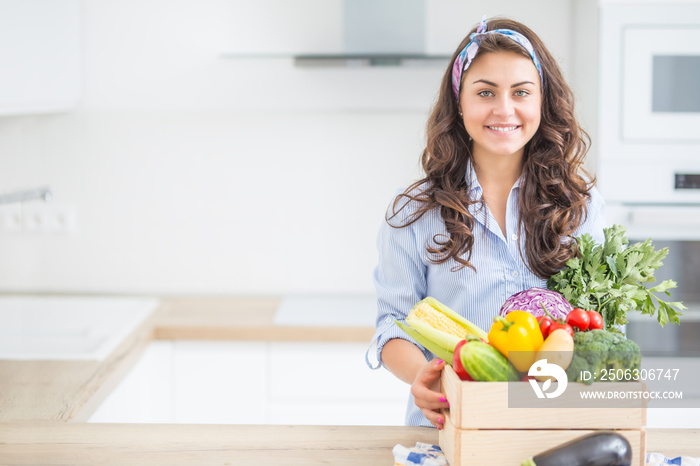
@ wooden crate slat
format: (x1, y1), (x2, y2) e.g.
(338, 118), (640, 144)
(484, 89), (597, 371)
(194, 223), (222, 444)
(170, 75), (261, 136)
(441, 364), (646, 429)
(439, 416), (645, 466)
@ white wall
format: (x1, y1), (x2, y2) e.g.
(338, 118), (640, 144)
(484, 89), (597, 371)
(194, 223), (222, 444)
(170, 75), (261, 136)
(0, 0), (594, 295)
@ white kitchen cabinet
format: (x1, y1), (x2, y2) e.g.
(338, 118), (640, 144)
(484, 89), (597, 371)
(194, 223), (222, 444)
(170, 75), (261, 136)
(88, 341), (408, 426)
(267, 400), (406, 426)
(172, 341), (268, 424)
(267, 341), (407, 425)
(89, 341), (174, 423)
(0, 0), (82, 115)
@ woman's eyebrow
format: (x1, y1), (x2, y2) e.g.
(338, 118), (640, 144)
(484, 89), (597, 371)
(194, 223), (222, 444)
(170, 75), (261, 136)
(470, 79), (536, 88)
(511, 80), (535, 88)
(472, 79), (498, 86)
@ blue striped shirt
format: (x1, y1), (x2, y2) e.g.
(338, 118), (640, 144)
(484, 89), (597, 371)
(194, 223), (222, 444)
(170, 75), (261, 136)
(365, 165), (606, 427)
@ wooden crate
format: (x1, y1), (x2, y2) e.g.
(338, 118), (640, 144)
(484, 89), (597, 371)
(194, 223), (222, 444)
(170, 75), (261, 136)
(439, 365), (646, 465)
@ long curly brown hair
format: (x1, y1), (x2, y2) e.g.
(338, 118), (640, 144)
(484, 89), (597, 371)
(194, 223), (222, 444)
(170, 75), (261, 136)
(388, 17), (594, 279)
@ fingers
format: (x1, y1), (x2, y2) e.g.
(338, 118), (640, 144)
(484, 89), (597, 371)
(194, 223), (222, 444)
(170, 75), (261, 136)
(419, 405), (448, 430)
(411, 359), (451, 430)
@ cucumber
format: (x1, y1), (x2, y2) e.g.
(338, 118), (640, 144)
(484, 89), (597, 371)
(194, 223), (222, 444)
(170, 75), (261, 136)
(521, 431), (632, 466)
(459, 340), (520, 381)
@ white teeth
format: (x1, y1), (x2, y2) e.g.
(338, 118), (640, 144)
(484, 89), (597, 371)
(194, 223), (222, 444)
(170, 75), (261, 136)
(488, 126), (518, 132)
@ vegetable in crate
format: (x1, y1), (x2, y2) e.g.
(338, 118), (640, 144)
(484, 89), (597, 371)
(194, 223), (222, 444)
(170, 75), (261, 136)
(451, 339), (473, 381)
(500, 287), (573, 320)
(487, 311), (544, 372)
(459, 339), (520, 382)
(565, 308), (590, 331)
(548, 224), (686, 330)
(537, 304), (574, 339)
(587, 309), (604, 330)
(534, 328), (574, 379)
(565, 329), (642, 385)
(395, 297), (488, 366)
(521, 431), (632, 466)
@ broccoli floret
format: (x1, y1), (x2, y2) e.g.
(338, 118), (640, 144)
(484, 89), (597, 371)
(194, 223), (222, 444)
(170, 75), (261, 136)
(565, 329), (642, 385)
(566, 355), (601, 385)
(608, 333), (642, 371)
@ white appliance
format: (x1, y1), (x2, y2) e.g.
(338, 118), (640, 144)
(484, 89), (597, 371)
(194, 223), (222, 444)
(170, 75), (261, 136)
(599, 1), (700, 350)
(598, 0), (700, 240)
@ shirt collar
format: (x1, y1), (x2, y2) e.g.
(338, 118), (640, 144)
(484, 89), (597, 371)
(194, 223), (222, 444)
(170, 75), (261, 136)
(465, 159), (482, 197)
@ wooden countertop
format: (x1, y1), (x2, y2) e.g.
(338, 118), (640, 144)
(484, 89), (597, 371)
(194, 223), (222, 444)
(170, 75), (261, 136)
(0, 297), (375, 423)
(1, 424), (699, 465)
(0, 423), (439, 466)
(1, 296), (699, 464)
(154, 296), (375, 342)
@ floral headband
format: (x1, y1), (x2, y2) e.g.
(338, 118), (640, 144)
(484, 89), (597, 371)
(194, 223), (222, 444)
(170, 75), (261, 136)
(451, 18), (543, 101)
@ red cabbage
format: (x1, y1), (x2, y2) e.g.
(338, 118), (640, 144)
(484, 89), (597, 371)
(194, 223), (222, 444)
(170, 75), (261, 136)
(499, 287), (573, 320)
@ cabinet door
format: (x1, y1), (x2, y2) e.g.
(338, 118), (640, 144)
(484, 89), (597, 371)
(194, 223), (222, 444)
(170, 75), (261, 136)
(172, 341), (268, 424)
(0, 0), (81, 115)
(90, 340), (408, 426)
(268, 342), (407, 425)
(88, 341), (174, 423)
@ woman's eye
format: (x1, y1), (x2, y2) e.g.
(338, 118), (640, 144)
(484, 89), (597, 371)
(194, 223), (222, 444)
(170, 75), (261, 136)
(514, 89), (529, 97)
(478, 90), (494, 97)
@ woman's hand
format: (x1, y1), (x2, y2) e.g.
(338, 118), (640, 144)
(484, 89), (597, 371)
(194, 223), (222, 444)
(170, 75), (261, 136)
(410, 358), (450, 430)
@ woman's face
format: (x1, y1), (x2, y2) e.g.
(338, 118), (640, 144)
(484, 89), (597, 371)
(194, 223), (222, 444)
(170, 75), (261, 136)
(459, 51), (542, 163)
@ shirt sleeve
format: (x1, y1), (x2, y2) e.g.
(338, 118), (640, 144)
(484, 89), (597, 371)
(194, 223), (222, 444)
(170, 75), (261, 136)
(366, 197), (431, 369)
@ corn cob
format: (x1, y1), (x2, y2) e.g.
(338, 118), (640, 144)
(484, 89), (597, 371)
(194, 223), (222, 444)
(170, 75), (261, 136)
(408, 297), (488, 340)
(395, 297), (488, 364)
(409, 302), (469, 340)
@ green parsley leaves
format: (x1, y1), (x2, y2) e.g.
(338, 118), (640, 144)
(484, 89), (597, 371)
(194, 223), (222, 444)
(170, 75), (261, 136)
(547, 224), (686, 331)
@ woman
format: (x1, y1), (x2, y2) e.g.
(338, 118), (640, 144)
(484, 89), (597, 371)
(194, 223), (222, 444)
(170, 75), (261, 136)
(366, 17), (606, 429)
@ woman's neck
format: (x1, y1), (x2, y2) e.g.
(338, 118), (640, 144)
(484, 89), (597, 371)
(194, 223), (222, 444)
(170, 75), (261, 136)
(471, 150), (524, 190)
(471, 150), (524, 237)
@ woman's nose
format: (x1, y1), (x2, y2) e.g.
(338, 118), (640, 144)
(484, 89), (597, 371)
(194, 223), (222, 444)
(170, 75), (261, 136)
(492, 96), (515, 117)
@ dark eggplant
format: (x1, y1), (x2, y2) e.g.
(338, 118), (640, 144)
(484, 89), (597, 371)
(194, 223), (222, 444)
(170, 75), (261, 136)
(521, 431), (632, 466)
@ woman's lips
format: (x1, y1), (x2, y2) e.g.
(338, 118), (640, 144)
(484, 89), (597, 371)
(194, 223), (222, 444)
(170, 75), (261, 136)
(486, 125), (520, 132)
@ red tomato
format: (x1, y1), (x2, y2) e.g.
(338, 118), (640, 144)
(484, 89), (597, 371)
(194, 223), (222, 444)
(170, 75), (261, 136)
(549, 322), (574, 338)
(587, 310), (604, 330)
(452, 340), (473, 381)
(537, 315), (554, 339)
(566, 308), (590, 332)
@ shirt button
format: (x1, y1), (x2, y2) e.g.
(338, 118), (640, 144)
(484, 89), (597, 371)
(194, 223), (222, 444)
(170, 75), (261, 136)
(512, 270), (519, 278)
(511, 233), (518, 241)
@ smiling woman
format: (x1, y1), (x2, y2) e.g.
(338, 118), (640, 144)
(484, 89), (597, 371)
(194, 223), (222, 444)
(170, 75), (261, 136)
(368, 17), (606, 431)
(460, 51), (542, 166)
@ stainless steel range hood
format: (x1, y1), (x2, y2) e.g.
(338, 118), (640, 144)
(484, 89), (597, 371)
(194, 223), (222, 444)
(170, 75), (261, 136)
(294, 0), (449, 67)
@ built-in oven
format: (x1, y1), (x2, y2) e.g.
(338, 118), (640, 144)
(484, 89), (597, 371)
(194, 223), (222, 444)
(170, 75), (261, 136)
(598, 0), (700, 209)
(621, 26), (700, 142)
(624, 240), (700, 355)
(598, 1), (700, 355)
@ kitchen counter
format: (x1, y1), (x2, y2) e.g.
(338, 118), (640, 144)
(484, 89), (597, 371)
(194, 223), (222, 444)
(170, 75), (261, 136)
(0, 422), (438, 465)
(1, 296), (699, 463)
(0, 423), (698, 465)
(0, 297), (375, 423)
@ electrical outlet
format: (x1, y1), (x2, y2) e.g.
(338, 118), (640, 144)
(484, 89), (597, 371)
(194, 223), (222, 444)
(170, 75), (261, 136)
(21, 204), (77, 235)
(0, 205), (23, 234)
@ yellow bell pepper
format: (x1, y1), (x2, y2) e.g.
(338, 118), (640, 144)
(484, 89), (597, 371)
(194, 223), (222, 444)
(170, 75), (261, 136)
(487, 310), (544, 373)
